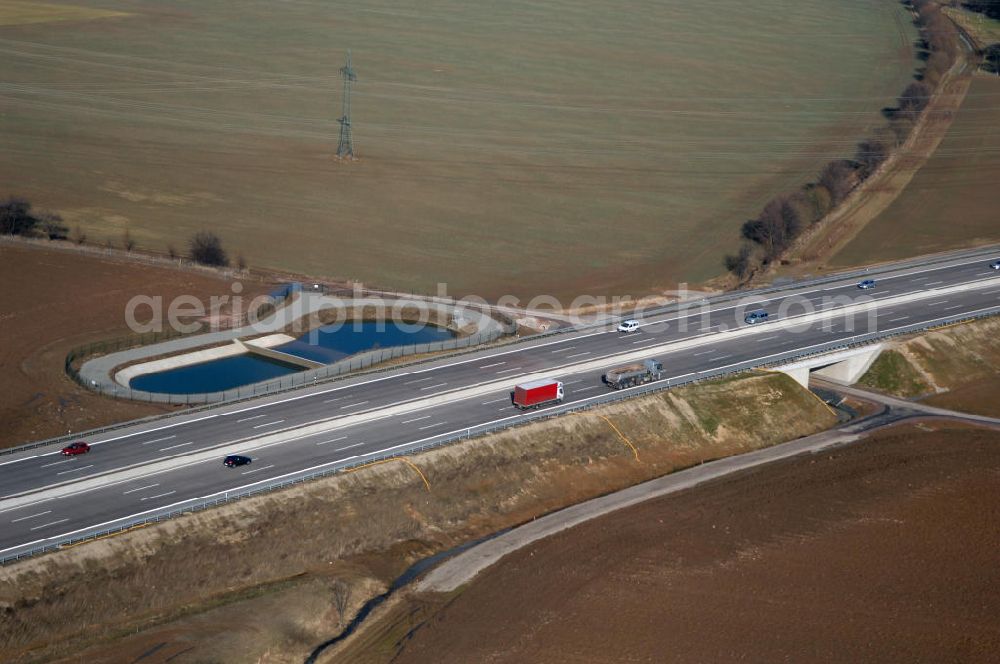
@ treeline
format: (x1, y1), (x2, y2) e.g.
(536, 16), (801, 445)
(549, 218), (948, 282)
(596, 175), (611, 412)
(2, 195), (244, 270)
(0, 197), (68, 240)
(725, 0), (962, 281)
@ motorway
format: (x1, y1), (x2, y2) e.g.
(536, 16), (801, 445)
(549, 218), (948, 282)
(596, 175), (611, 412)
(2, 249), (1000, 558)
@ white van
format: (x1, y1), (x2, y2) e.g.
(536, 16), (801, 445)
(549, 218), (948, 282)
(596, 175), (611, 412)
(617, 319), (640, 333)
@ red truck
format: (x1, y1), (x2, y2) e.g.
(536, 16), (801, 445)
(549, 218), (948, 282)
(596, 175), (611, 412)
(513, 379), (564, 410)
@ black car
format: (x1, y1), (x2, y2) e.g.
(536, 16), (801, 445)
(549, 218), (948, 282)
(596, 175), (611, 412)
(223, 455), (252, 468)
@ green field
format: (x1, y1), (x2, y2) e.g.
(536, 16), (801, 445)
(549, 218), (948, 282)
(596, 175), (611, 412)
(833, 75), (1000, 268)
(0, 0), (916, 299)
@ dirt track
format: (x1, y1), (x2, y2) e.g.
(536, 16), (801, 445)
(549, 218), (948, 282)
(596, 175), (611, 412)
(390, 423), (1000, 663)
(0, 241), (265, 447)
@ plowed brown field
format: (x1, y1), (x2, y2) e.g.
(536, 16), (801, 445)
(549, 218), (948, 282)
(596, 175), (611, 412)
(0, 242), (264, 447)
(391, 423), (1000, 663)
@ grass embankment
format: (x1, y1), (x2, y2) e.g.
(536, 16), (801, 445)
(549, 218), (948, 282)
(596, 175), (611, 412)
(858, 349), (931, 396)
(857, 316), (1000, 415)
(0, 373), (836, 663)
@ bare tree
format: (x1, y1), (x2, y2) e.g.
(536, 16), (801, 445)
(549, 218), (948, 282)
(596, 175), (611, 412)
(167, 243), (178, 260)
(331, 580), (352, 625)
(122, 228), (136, 252)
(72, 225), (87, 245)
(236, 252), (247, 271)
(896, 81), (931, 122)
(802, 184), (832, 222)
(818, 160), (858, 205)
(189, 231), (228, 267)
(855, 137), (890, 179)
(37, 211), (68, 240)
(0, 197), (36, 236)
(785, 191), (815, 226)
(724, 243), (756, 280)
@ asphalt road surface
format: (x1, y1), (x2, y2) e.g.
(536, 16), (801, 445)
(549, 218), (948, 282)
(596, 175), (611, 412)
(2, 249), (999, 558)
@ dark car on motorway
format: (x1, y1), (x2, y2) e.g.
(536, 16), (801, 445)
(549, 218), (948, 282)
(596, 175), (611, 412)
(744, 309), (769, 325)
(857, 279), (877, 289)
(224, 455), (252, 468)
(61, 441), (90, 456)
(990, 260), (1000, 271)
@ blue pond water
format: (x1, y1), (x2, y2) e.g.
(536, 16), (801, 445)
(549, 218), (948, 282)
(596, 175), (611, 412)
(129, 354), (300, 395)
(277, 321), (455, 364)
(129, 321), (455, 395)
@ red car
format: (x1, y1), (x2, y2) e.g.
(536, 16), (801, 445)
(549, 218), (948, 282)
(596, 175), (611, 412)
(61, 441), (90, 456)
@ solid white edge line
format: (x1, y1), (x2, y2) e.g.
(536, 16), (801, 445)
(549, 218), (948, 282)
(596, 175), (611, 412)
(13, 256), (993, 459)
(6, 295), (995, 556)
(0, 455), (38, 468)
(10, 276), (1000, 499)
(4, 273), (999, 512)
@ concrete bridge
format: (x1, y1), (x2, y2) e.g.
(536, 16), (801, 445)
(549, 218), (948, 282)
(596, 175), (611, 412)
(235, 339), (325, 370)
(774, 344), (884, 388)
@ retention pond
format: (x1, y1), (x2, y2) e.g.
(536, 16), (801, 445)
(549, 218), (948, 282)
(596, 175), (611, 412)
(129, 321), (456, 395)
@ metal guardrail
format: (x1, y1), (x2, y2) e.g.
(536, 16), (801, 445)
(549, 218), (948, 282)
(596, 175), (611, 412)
(75, 325), (513, 405)
(6, 327), (520, 459)
(7, 245), (1000, 459)
(3, 304), (998, 565)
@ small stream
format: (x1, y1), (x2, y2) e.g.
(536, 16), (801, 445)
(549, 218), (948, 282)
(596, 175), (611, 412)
(304, 530), (507, 663)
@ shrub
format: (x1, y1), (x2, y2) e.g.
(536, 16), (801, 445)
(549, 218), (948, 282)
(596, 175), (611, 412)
(724, 243), (756, 279)
(855, 137), (890, 179)
(38, 212), (68, 240)
(984, 44), (1000, 74)
(189, 231), (228, 267)
(818, 160), (859, 205)
(0, 197), (36, 236)
(802, 184), (833, 222)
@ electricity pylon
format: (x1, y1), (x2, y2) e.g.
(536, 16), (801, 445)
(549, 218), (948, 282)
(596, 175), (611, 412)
(336, 50), (357, 159)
